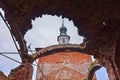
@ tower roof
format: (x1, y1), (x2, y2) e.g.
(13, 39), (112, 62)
(60, 19), (67, 33)
(60, 26), (67, 33)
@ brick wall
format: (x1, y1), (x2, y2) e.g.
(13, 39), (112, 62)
(36, 51), (96, 80)
(8, 63), (33, 80)
(0, 71), (7, 80)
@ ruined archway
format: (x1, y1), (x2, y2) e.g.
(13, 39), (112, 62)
(31, 44), (86, 62)
(0, 0), (120, 80)
(33, 44), (96, 80)
(0, 0), (120, 63)
(23, 15), (86, 79)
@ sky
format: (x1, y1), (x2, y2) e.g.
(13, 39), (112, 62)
(0, 9), (109, 80)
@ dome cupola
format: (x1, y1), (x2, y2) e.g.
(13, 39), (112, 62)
(57, 19), (70, 44)
(60, 24), (67, 33)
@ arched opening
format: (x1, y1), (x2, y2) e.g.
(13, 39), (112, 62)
(88, 62), (109, 80)
(24, 15), (109, 80)
(95, 67), (109, 80)
(25, 15), (83, 48)
(24, 15), (84, 80)
(89, 57), (109, 80)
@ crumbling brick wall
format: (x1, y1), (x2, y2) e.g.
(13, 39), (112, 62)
(7, 63), (33, 80)
(0, 71), (7, 80)
(36, 51), (96, 80)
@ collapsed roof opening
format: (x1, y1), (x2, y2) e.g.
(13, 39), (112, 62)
(25, 15), (83, 49)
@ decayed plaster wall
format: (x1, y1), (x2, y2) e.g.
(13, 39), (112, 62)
(36, 51), (96, 80)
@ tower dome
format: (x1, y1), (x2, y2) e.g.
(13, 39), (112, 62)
(60, 25), (67, 33)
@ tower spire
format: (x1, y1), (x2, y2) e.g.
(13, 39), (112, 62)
(62, 18), (64, 26)
(60, 19), (67, 34)
(57, 19), (70, 44)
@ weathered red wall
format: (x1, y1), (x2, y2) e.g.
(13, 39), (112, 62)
(0, 63), (33, 80)
(36, 51), (95, 80)
(0, 71), (7, 80)
(7, 63), (33, 80)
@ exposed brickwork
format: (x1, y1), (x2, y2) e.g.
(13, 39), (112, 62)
(0, 71), (7, 80)
(7, 63), (33, 80)
(32, 44), (86, 61)
(36, 51), (96, 80)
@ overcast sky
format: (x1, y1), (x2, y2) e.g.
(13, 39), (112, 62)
(0, 9), (109, 80)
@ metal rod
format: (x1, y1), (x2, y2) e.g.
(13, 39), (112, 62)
(0, 52), (37, 66)
(0, 12), (21, 57)
(0, 52), (21, 64)
(0, 52), (18, 54)
(0, 51), (35, 54)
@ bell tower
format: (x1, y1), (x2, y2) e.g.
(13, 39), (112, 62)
(57, 19), (70, 44)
